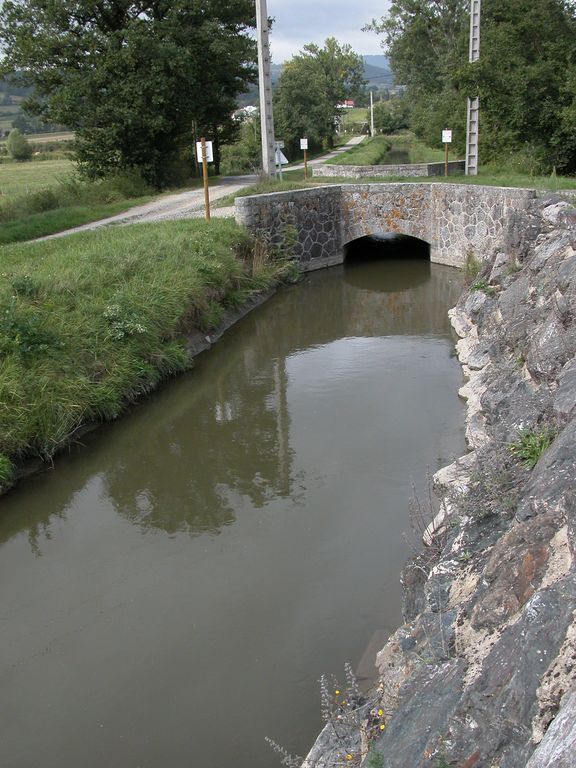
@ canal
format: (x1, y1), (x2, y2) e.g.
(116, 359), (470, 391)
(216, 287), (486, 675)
(0, 252), (465, 768)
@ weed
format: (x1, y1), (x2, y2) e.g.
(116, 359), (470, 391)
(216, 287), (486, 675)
(505, 261), (522, 275)
(103, 303), (148, 340)
(267, 664), (390, 767)
(450, 455), (520, 521)
(463, 250), (481, 282)
(199, 299), (224, 331)
(509, 427), (554, 469)
(0, 298), (64, 360)
(0, 455), (13, 486)
(10, 274), (41, 299)
(470, 279), (496, 297)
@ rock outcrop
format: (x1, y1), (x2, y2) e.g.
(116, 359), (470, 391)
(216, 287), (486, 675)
(301, 196), (576, 768)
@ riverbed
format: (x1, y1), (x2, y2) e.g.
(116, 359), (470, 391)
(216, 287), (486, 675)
(0, 254), (465, 768)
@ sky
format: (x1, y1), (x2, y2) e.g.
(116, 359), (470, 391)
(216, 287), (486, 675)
(265, 0), (391, 62)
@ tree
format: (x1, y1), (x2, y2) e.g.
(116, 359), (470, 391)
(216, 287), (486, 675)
(0, 1), (257, 185)
(373, 98), (410, 134)
(6, 127), (32, 160)
(367, 0), (576, 172)
(273, 38), (366, 156)
(366, 1), (469, 153)
(460, 0), (576, 172)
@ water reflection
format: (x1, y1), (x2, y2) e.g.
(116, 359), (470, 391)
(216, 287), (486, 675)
(0, 260), (463, 546)
(101, 354), (293, 535)
(343, 257), (431, 292)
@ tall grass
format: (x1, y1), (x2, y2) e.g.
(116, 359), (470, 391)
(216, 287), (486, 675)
(0, 219), (293, 485)
(0, 168), (159, 244)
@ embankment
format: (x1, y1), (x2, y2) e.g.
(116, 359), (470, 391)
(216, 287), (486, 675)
(301, 196), (576, 767)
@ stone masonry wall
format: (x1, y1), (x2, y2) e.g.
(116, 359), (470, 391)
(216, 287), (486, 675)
(235, 183), (539, 270)
(312, 160), (465, 179)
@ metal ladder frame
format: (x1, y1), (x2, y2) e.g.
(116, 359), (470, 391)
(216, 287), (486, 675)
(465, 0), (481, 175)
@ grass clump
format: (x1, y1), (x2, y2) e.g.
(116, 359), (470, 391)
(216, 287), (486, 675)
(470, 279), (496, 297)
(0, 218), (294, 473)
(509, 428), (554, 469)
(0, 455), (14, 487)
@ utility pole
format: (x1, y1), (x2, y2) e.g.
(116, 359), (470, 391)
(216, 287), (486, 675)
(256, 0), (276, 177)
(465, 0), (481, 175)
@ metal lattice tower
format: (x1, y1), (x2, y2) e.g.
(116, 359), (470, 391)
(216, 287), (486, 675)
(256, 0), (276, 177)
(465, 0), (481, 175)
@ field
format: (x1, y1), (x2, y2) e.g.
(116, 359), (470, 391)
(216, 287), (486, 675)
(341, 107), (368, 132)
(0, 158), (75, 197)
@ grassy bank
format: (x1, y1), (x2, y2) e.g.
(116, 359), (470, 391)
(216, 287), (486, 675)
(324, 135), (390, 166)
(0, 169), (162, 244)
(324, 132), (460, 166)
(0, 219), (294, 488)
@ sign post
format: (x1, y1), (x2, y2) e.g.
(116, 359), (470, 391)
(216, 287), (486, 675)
(196, 138), (213, 220)
(275, 140), (286, 181)
(442, 129), (452, 177)
(300, 138), (308, 179)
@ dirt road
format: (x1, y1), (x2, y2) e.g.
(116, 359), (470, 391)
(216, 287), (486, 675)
(39, 136), (365, 241)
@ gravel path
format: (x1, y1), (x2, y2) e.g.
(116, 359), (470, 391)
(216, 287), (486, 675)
(37, 136), (365, 241)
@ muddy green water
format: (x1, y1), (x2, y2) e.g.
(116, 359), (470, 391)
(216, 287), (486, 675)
(0, 257), (465, 768)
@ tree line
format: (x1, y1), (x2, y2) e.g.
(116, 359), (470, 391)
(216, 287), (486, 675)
(367, 0), (576, 173)
(2, 0), (576, 181)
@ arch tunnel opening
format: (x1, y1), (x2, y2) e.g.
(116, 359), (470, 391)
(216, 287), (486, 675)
(344, 233), (430, 263)
(343, 234), (431, 292)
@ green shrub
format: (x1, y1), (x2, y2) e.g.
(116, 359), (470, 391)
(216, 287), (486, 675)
(7, 128), (32, 161)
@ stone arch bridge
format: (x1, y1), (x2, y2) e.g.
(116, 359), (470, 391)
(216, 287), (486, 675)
(235, 183), (538, 269)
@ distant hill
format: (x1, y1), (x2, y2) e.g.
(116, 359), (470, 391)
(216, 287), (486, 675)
(362, 56), (394, 88)
(363, 55), (390, 71)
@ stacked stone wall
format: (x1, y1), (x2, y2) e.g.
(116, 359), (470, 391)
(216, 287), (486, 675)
(235, 183), (539, 269)
(312, 160), (465, 179)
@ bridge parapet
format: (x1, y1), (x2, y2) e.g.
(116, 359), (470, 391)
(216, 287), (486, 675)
(235, 183), (538, 270)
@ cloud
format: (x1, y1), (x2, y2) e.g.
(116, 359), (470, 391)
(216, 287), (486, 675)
(266, 0), (390, 62)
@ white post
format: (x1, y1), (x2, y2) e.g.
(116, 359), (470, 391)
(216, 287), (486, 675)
(256, 0), (276, 177)
(465, 0), (481, 175)
(370, 91), (375, 137)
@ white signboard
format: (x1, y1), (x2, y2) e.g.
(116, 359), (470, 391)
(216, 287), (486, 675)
(442, 130), (453, 144)
(275, 148), (289, 165)
(275, 140), (285, 150)
(196, 141), (214, 163)
(300, 138), (308, 150)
